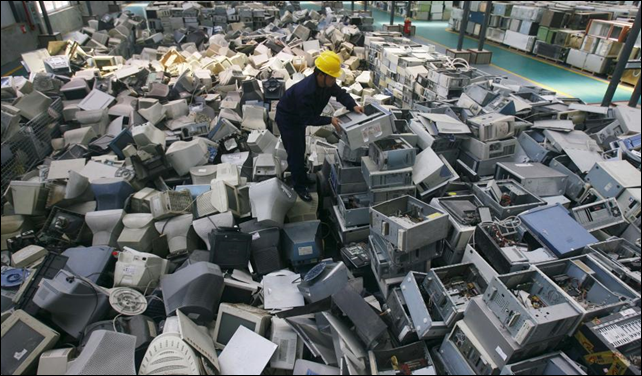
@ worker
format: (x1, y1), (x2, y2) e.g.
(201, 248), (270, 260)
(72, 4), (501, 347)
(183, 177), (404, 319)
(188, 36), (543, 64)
(276, 51), (364, 202)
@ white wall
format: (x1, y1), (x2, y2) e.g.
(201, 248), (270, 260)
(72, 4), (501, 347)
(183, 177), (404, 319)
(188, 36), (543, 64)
(1, 2), (16, 28)
(47, 5), (84, 34)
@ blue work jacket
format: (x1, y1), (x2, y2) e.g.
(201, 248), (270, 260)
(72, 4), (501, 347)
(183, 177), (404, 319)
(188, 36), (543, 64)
(275, 74), (358, 129)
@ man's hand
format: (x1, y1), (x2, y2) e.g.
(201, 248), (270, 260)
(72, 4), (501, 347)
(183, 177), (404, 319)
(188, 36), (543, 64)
(353, 106), (364, 114)
(331, 117), (342, 133)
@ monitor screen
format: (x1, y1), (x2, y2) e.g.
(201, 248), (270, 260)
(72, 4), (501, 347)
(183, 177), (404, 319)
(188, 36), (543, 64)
(217, 313), (256, 347)
(1, 321), (44, 375)
(226, 185), (238, 213)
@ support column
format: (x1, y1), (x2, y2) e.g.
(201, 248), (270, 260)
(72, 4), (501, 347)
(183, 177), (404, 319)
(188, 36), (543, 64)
(37, 1), (53, 34)
(457, 1), (471, 51)
(602, 5), (641, 106)
(629, 74), (641, 107)
(478, 1), (492, 51)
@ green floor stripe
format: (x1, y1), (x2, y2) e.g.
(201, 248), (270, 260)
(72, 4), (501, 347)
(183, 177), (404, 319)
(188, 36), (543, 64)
(301, 1), (635, 104)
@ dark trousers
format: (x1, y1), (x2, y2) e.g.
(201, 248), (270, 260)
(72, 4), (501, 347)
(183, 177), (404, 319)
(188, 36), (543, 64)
(277, 121), (307, 191)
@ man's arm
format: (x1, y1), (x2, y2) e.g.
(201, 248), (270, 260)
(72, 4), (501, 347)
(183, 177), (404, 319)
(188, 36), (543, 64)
(331, 84), (358, 111)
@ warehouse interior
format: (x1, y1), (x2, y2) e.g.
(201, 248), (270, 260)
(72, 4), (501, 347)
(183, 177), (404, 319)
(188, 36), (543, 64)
(1, 1), (641, 375)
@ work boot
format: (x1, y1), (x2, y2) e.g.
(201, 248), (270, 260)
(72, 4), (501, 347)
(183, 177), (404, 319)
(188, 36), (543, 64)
(295, 187), (313, 202)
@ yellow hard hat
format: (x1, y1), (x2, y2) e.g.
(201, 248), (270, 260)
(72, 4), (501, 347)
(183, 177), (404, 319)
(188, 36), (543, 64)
(315, 51), (343, 78)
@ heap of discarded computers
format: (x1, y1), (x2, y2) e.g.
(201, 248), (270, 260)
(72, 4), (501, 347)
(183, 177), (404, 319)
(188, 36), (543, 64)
(1, 2), (640, 375)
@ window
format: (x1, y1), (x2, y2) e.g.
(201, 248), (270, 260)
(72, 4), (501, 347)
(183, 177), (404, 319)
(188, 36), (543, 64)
(39, 1), (71, 13)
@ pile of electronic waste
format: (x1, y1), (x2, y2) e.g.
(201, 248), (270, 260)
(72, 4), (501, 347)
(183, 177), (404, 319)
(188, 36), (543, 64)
(1, 2), (641, 376)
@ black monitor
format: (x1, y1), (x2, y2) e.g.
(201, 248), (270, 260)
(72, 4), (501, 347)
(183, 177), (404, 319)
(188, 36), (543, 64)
(37, 207), (90, 249)
(240, 221), (283, 276)
(209, 227), (252, 270)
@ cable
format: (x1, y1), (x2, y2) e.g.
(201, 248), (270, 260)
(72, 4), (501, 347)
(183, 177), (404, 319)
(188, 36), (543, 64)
(112, 313), (124, 332)
(71, 274), (104, 344)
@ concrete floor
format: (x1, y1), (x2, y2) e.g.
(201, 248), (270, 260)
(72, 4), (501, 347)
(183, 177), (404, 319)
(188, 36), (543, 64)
(302, 1), (638, 104)
(1, 60), (27, 78)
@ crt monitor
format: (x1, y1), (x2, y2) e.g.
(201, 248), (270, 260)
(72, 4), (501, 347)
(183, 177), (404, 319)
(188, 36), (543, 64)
(209, 227), (252, 270)
(108, 129), (134, 160)
(240, 220), (283, 276)
(113, 248), (170, 292)
(209, 180), (241, 215)
(38, 207), (87, 245)
(160, 262), (224, 325)
(62, 246), (116, 287)
(1, 310), (60, 376)
(7, 181), (48, 216)
(282, 220), (323, 267)
(176, 184), (211, 200)
(80, 315), (156, 367)
(33, 270), (110, 339)
(165, 138), (214, 176)
(193, 212), (235, 251)
(190, 165), (218, 185)
(132, 122), (166, 149)
(154, 214), (198, 256)
(249, 178), (297, 227)
(91, 178), (135, 211)
(212, 303), (271, 349)
(86, 209), (125, 248)
(117, 214), (160, 255)
(65, 330), (136, 376)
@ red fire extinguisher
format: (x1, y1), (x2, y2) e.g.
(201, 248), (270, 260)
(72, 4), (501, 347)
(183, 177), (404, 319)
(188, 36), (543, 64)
(404, 17), (412, 36)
